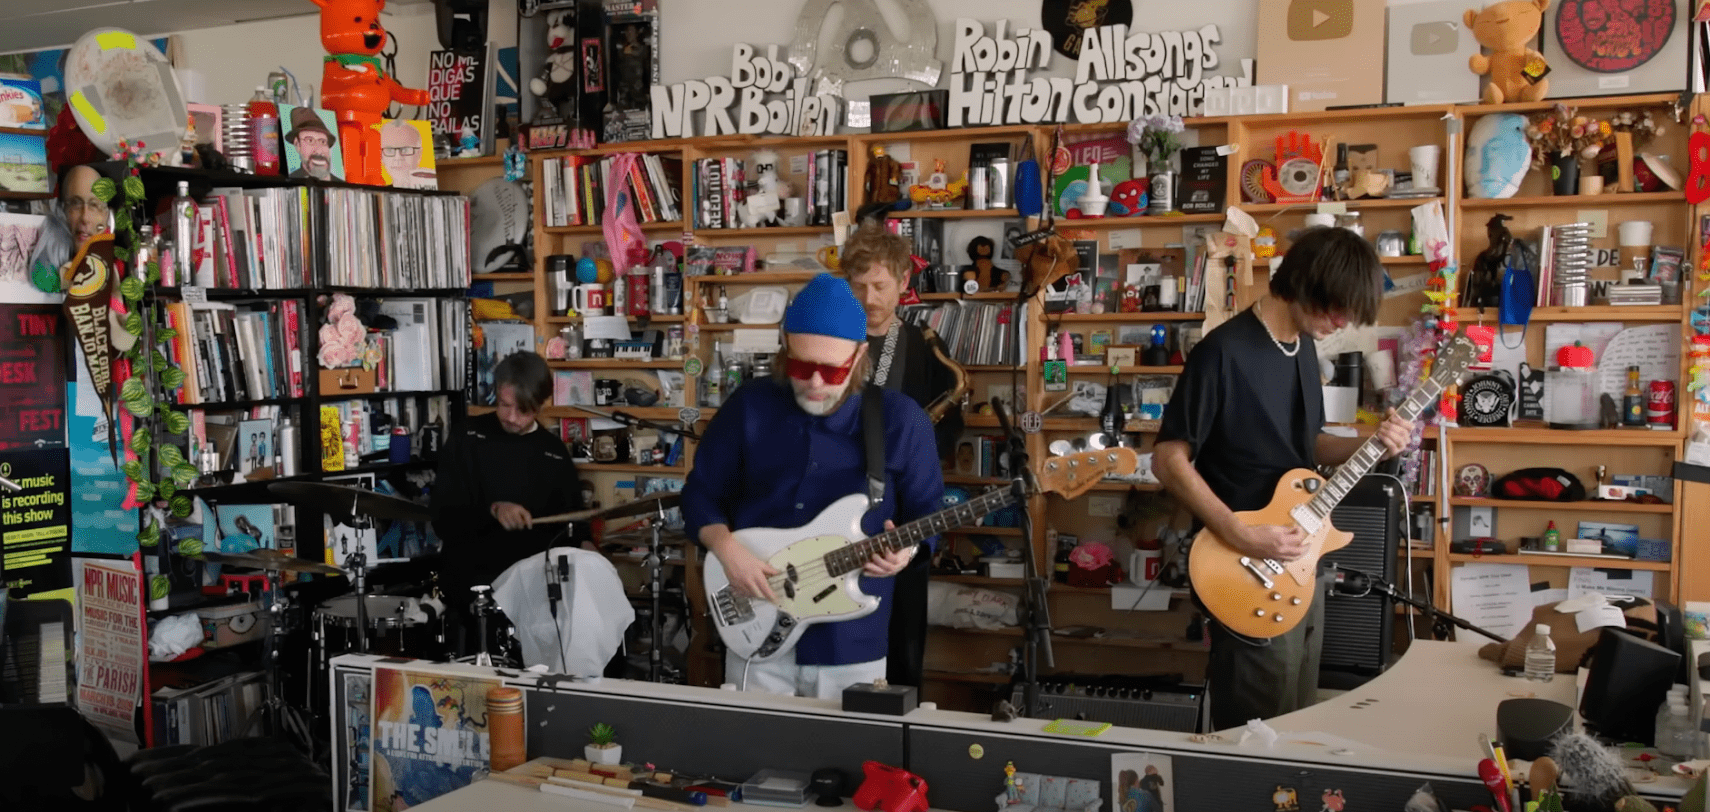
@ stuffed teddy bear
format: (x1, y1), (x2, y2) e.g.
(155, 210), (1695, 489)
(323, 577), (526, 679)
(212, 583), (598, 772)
(1466, 0), (1550, 105)
(529, 9), (579, 121)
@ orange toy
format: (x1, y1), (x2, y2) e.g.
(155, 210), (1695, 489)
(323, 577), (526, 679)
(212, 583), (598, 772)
(312, 0), (431, 185)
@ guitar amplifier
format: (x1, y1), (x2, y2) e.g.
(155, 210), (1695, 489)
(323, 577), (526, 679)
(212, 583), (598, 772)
(1321, 475), (1404, 690)
(1011, 677), (1203, 732)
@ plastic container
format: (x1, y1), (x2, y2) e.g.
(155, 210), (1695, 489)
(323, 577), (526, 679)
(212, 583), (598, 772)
(1523, 623), (1555, 682)
(198, 600), (265, 648)
(247, 87), (282, 176)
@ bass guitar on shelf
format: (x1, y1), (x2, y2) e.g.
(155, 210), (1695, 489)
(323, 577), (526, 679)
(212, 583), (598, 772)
(706, 448), (1139, 662)
(1187, 329), (1478, 639)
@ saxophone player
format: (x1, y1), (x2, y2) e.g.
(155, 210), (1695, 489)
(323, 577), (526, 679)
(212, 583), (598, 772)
(838, 220), (970, 690)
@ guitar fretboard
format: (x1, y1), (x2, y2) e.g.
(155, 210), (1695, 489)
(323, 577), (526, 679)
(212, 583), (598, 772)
(823, 486), (1017, 577)
(1303, 362), (1454, 521)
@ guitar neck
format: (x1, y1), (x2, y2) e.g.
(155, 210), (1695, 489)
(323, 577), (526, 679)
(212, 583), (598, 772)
(1305, 370), (1448, 518)
(824, 486), (1018, 578)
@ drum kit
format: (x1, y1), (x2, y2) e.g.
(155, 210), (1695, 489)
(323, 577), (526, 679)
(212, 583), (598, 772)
(191, 482), (691, 744)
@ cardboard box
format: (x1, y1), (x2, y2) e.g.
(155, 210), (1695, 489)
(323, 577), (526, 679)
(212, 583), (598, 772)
(1257, 0), (1386, 112)
(318, 366), (376, 395)
(198, 600), (265, 648)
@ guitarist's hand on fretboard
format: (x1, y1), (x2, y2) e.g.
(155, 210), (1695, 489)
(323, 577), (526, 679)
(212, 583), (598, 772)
(1228, 523), (1308, 562)
(1374, 409), (1414, 460)
(861, 520), (912, 577)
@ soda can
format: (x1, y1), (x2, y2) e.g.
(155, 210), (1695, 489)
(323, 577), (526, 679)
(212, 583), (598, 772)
(1647, 380), (1675, 428)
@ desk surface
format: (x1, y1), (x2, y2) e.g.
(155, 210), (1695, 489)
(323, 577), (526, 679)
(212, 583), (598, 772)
(411, 779), (891, 812)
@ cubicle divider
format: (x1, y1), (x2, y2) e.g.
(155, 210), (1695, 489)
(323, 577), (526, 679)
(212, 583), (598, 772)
(325, 655), (1610, 812)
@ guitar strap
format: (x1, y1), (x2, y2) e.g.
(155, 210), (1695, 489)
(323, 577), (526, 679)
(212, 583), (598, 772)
(862, 383), (886, 507)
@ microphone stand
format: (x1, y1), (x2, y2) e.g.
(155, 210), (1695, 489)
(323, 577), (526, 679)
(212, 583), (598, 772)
(1328, 564), (1508, 644)
(992, 398), (1054, 717)
(572, 405), (703, 442)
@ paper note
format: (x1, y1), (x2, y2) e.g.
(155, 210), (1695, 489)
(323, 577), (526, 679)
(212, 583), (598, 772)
(582, 315), (633, 341)
(1108, 228), (1143, 250)
(1596, 325), (1680, 402)
(1382, 272), (1430, 299)
(1531, 587), (1569, 607)
(731, 328), (781, 354)
(1542, 322), (1624, 369)
(1450, 563), (1532, 640)
(1576, 602), (1629, 633)
(1568, 567), (1654, 600)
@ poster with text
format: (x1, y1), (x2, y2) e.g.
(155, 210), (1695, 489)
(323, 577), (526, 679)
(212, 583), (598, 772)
(76, 558), (143, 743)
(1, 447), (72, 597)
(0, 304), (65, 451)
(371, 666), (497, 811)
(342, 670), (374, 811)
(67, 344), (133, 554)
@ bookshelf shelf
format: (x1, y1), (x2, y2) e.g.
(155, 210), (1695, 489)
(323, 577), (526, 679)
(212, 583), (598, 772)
(1053, 312), (1204, 322)
(694, 225), (833, 237)
(578, 463), (688, 474)
(544, 314), (687, 324)
(1446, 552), (1672, 571)
(918, 292), (1015, 301)
(174, 396), (305, 410)
(543, 220), (684, 235)
(1448, 497), (1673, 514)
(1239, 197), (1442, 214)
(1065, 365), (1183, 375)
(1459, 191), (1684, 210)
(317, 389), (461, 401)
(890, 209), (1018, 219)
(1056, 211), (1226, 226)
(472, 273), (535, 282)
(549, 359), (685, 369)
(1446, 426), (1682, 445)
(1450, 305), (1684, 322)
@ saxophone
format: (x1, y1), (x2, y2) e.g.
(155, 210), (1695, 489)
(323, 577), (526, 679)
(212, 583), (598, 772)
(920, 325), (970, 424)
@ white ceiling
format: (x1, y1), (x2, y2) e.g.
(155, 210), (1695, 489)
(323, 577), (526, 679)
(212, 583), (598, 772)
(0, 0), (435, 54)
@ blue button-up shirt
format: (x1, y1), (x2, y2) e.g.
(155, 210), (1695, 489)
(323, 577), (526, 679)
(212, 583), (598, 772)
(682, 377), (945, 666)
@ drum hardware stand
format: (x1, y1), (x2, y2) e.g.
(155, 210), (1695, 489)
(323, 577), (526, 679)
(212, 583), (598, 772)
(992, 397), (1055, 718)
(470, 585), (499, 667)
(641, 503), (681, 683)
(246, 563), (313, 752)
(342, 549), (371, 654)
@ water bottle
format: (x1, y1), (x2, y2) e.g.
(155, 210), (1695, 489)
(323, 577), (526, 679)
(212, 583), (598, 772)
(171, 181), (196, 284)
(703, 341), (724, 408)
(1523, 623), (1555, 682)
(247, 87), (282, 176)
(1661, 700), (1693, 758)
(1657, 696), (1680, 753)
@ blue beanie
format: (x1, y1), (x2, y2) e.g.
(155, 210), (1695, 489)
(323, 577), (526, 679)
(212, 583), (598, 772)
(783, 273), (867, 342)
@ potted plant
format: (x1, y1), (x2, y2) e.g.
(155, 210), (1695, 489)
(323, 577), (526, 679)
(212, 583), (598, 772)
(1126, 114), (1186, 214)
(1524, 105), (1607, 195)
(585, 722), (622, 765)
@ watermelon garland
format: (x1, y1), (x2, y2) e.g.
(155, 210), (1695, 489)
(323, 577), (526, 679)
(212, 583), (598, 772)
(89, 139), (197, 569)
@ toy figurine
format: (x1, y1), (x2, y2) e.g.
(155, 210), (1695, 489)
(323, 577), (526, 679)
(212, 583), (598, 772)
(866, 144), (904, 208)
(312, 0), (432, 186)
(960, 236), (1009, 293)
(908, 158), (968, 209)
(1119, 285), (1142, 313)
(744, 148), (791, 227)
(530, 9), (579, 121)
(1003, 763), (1021, 803)
(1466, 0), (1550, 105)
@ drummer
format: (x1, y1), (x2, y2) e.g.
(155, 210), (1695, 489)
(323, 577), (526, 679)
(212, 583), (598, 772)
(432, 351), (587, 655)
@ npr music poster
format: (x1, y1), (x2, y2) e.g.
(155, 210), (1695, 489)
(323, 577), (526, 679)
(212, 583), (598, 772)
(370, 667), (498, 811)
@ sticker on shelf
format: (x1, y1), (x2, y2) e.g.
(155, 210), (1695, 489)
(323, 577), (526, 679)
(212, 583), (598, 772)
(683, 357), (703, 376)
(678, 407), (701, 424)
(1019, 411), (1044, 433)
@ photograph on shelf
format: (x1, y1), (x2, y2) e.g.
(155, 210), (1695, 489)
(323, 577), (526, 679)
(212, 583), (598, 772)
(1112, 752), (1173, 812)
(279, 104), (346, 182)
(0, 131), (48, 194)
(202, 501), (275, 582)
(186, 102), (222, 153)
(0, 76), (46, 130)
(235, 418), (274, 477)
(374, 119), (439, 190)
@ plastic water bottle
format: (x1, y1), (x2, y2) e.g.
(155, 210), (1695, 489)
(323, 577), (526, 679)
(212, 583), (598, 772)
(1524, 623), (1555, 682)
(1657, 697), (1681, 753)
(1661, 699), (1693, 758)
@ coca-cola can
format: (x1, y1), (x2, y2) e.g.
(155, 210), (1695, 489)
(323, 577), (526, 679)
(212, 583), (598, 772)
(1647, 380), (1675, 427)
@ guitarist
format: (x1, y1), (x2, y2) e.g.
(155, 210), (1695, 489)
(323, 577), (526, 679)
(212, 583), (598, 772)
(1153, 227), (1413, 730)
(840, 217), (968, 692)
(682, 274), (945, 699)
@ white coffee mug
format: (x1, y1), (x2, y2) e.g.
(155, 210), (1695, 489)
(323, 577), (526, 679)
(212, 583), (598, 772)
(1409, 145), (1441, 189)
(1618, 219), (1654, 247)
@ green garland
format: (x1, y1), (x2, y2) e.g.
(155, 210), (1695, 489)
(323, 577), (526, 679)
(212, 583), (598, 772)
(89, 140), (197, 568)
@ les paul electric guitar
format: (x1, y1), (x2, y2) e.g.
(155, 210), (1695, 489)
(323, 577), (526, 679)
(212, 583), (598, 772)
(706, 448), (1138, 662)
(1188, 329), (1478, 639)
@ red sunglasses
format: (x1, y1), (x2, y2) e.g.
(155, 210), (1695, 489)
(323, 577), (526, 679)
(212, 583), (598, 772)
(784, 346), (861, 384)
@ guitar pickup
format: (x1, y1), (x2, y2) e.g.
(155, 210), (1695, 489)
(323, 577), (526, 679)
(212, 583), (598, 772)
(811, 584), (836, 603)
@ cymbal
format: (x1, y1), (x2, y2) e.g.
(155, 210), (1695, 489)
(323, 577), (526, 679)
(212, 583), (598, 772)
(535, 492), (681, 525)
(198, 549), (345, 575)
(268, 481), (431, 522)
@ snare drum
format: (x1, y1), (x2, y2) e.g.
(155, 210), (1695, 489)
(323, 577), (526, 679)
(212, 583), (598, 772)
(314, 594), (443, 660)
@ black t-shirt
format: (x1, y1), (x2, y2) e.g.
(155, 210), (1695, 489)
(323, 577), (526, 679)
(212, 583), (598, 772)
(868, 319), (964, 459)
(1157, 308), (1323, 513)
(430, 413), (583, 596)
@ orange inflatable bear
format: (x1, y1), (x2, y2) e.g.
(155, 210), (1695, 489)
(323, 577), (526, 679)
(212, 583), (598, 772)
(312, 0), (431, 185)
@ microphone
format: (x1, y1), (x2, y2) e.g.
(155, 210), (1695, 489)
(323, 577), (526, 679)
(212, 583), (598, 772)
(546, 553), (565, 613)
(1328, 563), (1374, 596)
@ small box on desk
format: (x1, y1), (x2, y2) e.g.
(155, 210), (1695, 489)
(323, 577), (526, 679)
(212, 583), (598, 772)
(842, 680), (918, 715)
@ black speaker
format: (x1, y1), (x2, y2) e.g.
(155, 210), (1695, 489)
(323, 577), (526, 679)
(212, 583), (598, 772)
(1320, 475), (1403, 689)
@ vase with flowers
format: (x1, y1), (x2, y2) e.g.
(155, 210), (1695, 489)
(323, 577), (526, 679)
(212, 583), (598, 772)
(1127, 114), (1185, 213)
(1524, 105), (1608, 195)
(1597, 109), (1664, 191)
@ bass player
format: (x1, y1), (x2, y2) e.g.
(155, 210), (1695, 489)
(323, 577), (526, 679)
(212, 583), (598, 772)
(1153, 226), (1412, 730)
(681, 274), (945, 699)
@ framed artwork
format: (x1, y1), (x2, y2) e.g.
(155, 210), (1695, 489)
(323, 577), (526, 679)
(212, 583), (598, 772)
(1106, 346), (1139, 367)
(373, 119), (437, 190)
(580, 37), (606, 93)
(235, 418), (273, 476)
(279, 104), (345, 182)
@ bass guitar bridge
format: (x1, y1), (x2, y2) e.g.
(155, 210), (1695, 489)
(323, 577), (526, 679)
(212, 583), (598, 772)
(712, 587), (755, 627)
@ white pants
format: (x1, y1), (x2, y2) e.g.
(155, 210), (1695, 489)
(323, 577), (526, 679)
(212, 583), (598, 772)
(725, 651), (886, 700)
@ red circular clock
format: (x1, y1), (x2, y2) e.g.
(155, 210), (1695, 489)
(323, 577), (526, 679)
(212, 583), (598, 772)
(1554, 0), (1676, 74)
